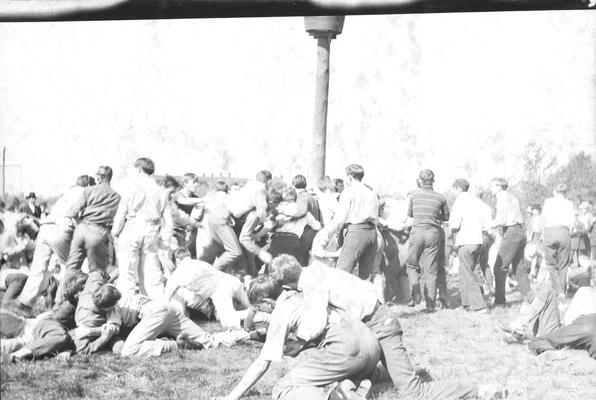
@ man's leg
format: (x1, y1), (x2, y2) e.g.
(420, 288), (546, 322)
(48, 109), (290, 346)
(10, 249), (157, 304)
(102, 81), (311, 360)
(120, 303), (174, 357)
(336, 227), (368, 276)
(165, 306), (218, 349)
(272, 319), (380, 400)
(2, 274), (29, 305)
(357, 228), (378, 281)
(529, 313), (596, 359)
(510, 228), (530, 300)
(22, 319), (73, 359)
(55, 224), (87, 304)
(543, 228), (563, 294)
(137, 229), (164, 301)
(195, 224), (221, 265)
(405, 228), (425, 303)
(115, 227), (141, 297)
(365, 304), (479, 399)
(85, 225), (110, 272)
(493, 227), (525, 305)
(211, 222), (243, 271)
(513, 286), (561, 337)
(458, 245), (486, 310)
(420, 228), (440, 311)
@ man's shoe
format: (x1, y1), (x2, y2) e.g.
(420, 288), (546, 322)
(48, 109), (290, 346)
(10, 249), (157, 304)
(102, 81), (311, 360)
(329, 379), (360, 400)
(472, 308), (490, 314)
(354, 379), (372, 398)
(437, 298), (449, 310)
(176, 334), (203, 351)
(495, 321), (525, 343)
(407, 299), (416, 307)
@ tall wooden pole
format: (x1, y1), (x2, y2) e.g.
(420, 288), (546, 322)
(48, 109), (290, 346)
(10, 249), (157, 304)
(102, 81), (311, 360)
(305, 16), (344, 185)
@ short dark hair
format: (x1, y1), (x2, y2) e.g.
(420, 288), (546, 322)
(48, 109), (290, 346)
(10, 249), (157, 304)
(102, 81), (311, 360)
(134, 158), (155, 175)
(256, 170), (272, 183)
(269, 254), (302, 286)
(63, 271), (89, 304)
(452, 179), (470, 192)
(267, 189), (283, 209)
(530, 204), (542, 212)
(345, 164), (364, 181)
(88, 177), (96, 186)
(97, 166), (113, 182)
(419, 169), (435, 185)
(292, 175), (307, 189)
(160, 175), (181, 190)
(491, 178), (508, 190)
(76, 175), (91, 187)
(247, 275), (283, 306)
(174, 247), (191, 261)
(333, 178), (344, 192)
(214, 181), (229, 193)
(92, 284), (121, 310)
(183, 173), (199, 185)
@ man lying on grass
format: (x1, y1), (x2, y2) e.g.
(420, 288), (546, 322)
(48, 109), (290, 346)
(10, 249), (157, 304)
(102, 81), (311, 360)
(216, 274), (381, 400)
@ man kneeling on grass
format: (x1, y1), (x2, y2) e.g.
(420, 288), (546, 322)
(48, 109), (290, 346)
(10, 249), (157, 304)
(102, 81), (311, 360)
(1, 270), (88, 361)
(216, 274), (381, 400)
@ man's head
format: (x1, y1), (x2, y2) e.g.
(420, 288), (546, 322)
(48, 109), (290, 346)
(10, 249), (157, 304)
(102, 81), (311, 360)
(292, 175), (307, 190)
(345, 164), (364, 185)
(452, 178), (470, 194)
(318, 176), (332, 193)
(133, 157), (155, 176)
(554, 183), (568, 196)
(173, 247), (192, 265)
(214, 181), (229, 194)
(247, 275), (283, 313)
(333, 178), (345, 193)
(579, 199), (592, 215)
(269, 254), (303, 289)
(25, 192), (36, 205)
(63, 271), (89, 305)
(256, 170), (273, 187)
(266, 189), (283, 211)
(182, 173), (199, 193)
(160, 175), (181, 197)
(490, 178), (508, 194)
(282, 187), (298, 203)
(92, 284), (121, 311)
(76, 175), (92, 187)
(96, 166), (113, 183)
(419, 169), (435, 186)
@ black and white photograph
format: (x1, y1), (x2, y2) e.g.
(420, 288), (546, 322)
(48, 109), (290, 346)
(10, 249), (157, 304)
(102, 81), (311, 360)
(0, 1), (595, 399)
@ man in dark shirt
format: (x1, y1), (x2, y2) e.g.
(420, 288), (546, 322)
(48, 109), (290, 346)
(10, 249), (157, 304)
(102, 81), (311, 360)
(406, 169), (449, 312)
(62, 166), (121, 287)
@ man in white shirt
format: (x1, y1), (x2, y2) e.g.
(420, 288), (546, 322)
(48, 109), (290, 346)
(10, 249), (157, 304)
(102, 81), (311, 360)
(449, 179), (492, 312)
(112, 158), (173, 301)
(541, 183), (575, 296)
(165, 248), (251, 329)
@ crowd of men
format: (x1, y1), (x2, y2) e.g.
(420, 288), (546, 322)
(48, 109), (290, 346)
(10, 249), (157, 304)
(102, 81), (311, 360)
(1, 158), (595, 400)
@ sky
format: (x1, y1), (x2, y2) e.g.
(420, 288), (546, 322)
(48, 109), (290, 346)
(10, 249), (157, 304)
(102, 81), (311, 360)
(0, 10), (595, 197)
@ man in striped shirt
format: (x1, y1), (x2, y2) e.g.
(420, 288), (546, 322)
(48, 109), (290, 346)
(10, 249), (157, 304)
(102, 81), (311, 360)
(406, 169), (449, 312)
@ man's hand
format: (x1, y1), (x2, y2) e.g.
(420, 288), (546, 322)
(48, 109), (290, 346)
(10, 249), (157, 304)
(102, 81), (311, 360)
(258, 250), (273, 264)
(101, 323), (118, 337)
(314, 230), (330, 248)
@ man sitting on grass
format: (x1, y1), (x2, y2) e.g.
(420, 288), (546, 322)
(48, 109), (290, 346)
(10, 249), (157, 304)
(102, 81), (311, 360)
(1, 270), (88, 361)
(217, 274), (381, 400)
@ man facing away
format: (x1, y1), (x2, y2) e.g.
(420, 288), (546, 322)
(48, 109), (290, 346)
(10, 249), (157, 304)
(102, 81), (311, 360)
(56, 166), (121, 304)
(318, 164), (378, 280)
(541, 183), (575, 297)
(489, 177), (530, 306)
(448, 179), (492, 313)
(112, 157), (173, 301)
(405, 169), (450, 312)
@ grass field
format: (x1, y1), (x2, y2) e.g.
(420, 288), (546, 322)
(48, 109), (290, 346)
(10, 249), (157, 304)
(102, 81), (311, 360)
(2, 277), (596, 400)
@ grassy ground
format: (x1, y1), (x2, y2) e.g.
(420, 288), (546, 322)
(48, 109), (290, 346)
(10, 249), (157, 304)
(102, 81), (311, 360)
(2, 278), (595, 400)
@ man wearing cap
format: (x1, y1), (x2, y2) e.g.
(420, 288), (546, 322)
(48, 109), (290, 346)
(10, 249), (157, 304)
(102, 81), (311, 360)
(24, 192), (42, 219)
(405, 169), (450, 312)
(490, 177), (530, 306)
(56, 166), (121, 304)
(541, 183), (575, 296)
(449, 179), (492, 313)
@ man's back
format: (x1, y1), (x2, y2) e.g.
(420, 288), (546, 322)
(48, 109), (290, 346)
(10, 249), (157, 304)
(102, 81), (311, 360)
(79, 183), (121, 227)
(408, 186), (448, 228)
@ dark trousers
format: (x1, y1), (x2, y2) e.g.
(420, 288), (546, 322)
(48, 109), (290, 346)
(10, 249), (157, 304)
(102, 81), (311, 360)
(299, 225), (317, 257)
(336, 224), (377, 280)
(270, 232), (308, 266)
(66, 222), (110, 272)
(457, 244), (487, 310)
(365, 304), (479, 399)
(2, 273), (28, 306)
(529, 313), (596, 359)
(24, 318), (73, 359)
(493, 225), (529, 305)
(406, 226), (443, 309)
(543, 227), (571, 295)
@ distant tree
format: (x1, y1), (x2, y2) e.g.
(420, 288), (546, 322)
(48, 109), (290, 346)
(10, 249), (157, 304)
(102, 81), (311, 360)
(546, 151), (596, 205)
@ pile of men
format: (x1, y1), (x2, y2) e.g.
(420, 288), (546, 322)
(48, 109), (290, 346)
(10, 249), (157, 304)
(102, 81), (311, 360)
(1, 158), (595, 400)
